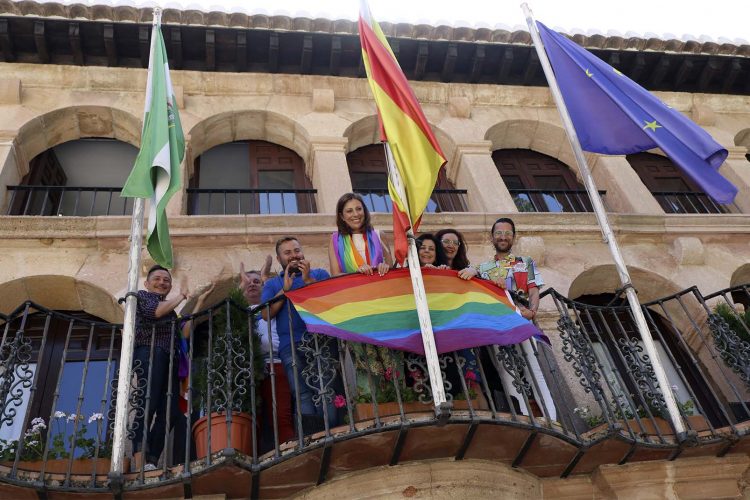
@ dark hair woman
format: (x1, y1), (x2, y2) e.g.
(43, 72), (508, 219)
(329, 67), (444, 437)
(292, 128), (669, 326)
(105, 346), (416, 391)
(328, 192), (393, 276)
(434, 228), (469, 270)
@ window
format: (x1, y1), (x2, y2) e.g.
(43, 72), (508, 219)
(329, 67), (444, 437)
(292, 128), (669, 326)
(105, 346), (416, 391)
(0, 311), (119, 455)
(189, 140), (316, 215)
(346, 144), (466, 213)
(627, 152), (731, 214)
(493, 149), (595, 213)
(7, 139), (137, 216)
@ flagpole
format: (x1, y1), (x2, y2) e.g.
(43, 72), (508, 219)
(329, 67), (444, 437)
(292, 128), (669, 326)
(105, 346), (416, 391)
(384, 143), (451, 417)
(109, 10), (160, 477)
(521, 3), (687, 437)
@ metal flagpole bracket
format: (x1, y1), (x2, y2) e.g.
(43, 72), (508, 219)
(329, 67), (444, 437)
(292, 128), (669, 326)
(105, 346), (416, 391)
(521, 2), (686, 435)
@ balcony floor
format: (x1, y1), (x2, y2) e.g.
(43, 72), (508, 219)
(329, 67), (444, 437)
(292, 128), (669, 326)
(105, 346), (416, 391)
(1, 411), (746, 499)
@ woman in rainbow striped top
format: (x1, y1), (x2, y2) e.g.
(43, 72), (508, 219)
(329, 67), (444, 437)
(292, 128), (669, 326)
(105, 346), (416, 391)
(328, 192), (393, 276)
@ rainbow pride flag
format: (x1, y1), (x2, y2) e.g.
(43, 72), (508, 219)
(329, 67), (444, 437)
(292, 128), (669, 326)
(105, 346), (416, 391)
(285, 268), (546, 355)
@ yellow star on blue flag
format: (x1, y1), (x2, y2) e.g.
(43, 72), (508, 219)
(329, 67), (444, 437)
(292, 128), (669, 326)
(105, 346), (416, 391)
(585, 69), (593, 78)
(613, 68), (623, 76)
(643, 120), (662, 132)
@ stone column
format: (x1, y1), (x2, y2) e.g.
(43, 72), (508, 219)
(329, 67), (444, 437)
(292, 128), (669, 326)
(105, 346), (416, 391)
(307, 137), (352, 214)
(719, 147), (750, 214)
(447, 141), (517, 213)
(0, 137), (24, 213)
(589, 155), (664, 214)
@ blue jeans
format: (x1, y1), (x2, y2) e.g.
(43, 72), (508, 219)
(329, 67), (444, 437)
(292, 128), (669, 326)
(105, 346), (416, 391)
(131, 345), (181, 464)
(280, 341), (339, 428)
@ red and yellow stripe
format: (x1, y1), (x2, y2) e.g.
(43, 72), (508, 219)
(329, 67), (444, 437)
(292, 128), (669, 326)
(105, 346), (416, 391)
(358, 1), (447, 263)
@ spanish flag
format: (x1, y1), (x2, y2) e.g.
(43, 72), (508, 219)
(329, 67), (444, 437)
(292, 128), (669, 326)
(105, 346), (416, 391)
(358, 0), (447, 264)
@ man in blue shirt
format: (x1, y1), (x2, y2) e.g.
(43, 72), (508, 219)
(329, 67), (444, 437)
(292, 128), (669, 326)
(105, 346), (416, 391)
(261, 236), (336, 433)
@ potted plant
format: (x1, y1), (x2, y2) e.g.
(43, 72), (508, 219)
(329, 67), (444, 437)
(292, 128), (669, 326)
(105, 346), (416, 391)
(0, 412), (125, 475)
(191, 287), (264, 459)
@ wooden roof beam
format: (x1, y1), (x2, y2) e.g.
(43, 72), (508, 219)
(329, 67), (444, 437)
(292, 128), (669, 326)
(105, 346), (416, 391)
(522, 49), (539, 85)
(442, 43), (457, 82)
(0, 19), (14, 62)
(301, 34), (312, 73)
(698, 57), (721, 91)
(497, 47), (513, 81)
(414, 41), (428, 80)
(649, 55), (670, 87)
(330, 36), (341, 76)
(34, 21), (49, 64)
(722, 59), (742, 93)
(629, 53), (647, 82)
(69, 22), (83, 65)
(469, 45), (485, 83)
(170, 27), (183, 70)
(674, 58), (693, 88)
(235, 31), (246, 72)
(103, 24), (117, 66)
(205, 29), (215, 71)
(269, 32), (279, 72)
(138, 25), (149, 68)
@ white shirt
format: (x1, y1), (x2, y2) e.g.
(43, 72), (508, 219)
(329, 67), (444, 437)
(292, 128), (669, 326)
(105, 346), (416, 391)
(254, 305), (280, 363)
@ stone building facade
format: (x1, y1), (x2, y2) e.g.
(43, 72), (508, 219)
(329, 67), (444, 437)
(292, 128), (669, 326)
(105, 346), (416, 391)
(1, 1), (750, 498)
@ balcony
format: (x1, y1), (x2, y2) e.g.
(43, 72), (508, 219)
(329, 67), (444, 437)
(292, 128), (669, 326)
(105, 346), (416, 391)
(0, 282), (749, 497)
(508, 188), (606, 213)
(653, 191), (738, 214)
(354, 189), (468, 213)
(186, 188), (318, 215)
(6, 186), (133, 216)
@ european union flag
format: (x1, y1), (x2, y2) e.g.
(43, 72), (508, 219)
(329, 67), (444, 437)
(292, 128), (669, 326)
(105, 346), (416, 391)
(537, 22), (738, 205)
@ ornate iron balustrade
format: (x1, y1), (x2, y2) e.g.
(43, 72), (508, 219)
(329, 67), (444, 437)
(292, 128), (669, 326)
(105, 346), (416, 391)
(354, 189), (468, 213)
(0, 283), (748, 496)
(186, 188), (317, 215)
(5, 186), (133, 216)
(508, 188), (606, 213)
(652, 191), (738, 214)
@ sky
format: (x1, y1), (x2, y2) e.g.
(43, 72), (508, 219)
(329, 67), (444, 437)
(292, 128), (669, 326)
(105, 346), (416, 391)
(37, 0), (750, 42)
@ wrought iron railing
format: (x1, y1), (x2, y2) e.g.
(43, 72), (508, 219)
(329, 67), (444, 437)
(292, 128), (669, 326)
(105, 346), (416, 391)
(186, 188), (317, 215)
(508, 188), (606, 213)
(355, 189), (468, 213)
(5, 186), (132, 216)
(0, 282), (749, 495)
(652, 191), (737, 214)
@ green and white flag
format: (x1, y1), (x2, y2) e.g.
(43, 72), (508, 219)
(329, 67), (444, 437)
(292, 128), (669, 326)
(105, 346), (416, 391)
(121, 21), (184, 269)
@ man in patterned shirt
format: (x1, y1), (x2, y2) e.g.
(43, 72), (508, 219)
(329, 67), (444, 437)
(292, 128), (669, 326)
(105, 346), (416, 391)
(458, 218), (555, 420)
(132, 264), (190, 471)
(458, 217), (542, 319)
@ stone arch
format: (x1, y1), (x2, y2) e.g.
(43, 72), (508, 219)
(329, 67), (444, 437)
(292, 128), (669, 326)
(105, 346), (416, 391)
(14, 105), (142, 174)
(0, 275), (122, 324)
(731, 264), (750, 287)
(567, 264), (682, 303)
(485, 119), (569, 161)
(342, 114), (457, 167)
(187, 110), (313, 176)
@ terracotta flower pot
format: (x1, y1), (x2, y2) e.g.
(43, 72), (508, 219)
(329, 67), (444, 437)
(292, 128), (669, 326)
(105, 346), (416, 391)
(192, 412), (254, 459)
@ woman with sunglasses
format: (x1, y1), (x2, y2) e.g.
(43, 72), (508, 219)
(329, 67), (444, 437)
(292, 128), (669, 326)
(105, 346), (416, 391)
(434, 228), (470, 270)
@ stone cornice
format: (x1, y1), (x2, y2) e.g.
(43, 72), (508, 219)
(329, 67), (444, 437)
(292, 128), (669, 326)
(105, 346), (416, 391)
(1, 213), (748, 245)
(1, 1), (748, 58)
